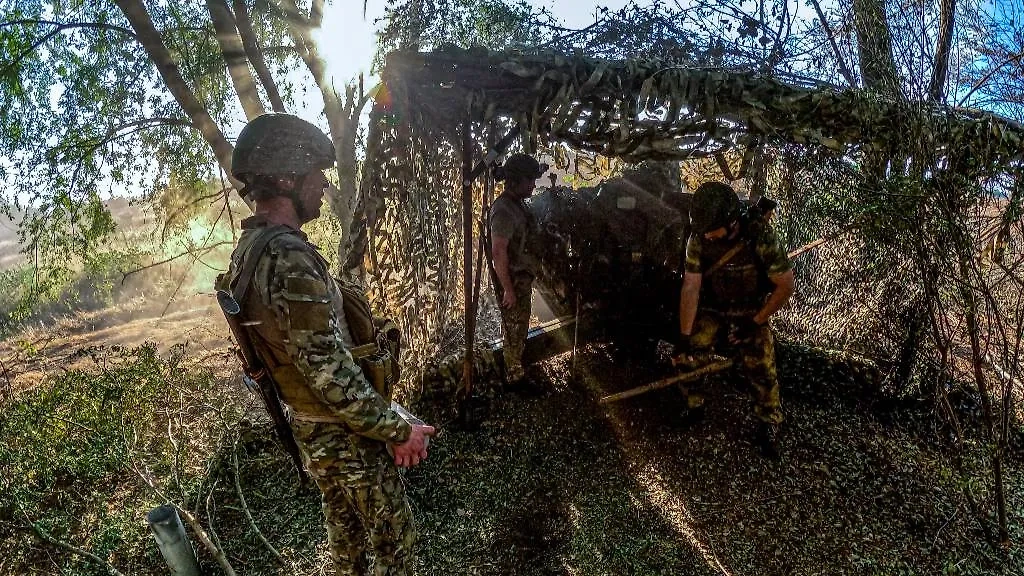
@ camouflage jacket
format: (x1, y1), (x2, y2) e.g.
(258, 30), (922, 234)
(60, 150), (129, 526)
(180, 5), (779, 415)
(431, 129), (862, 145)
(683, 218), (791, 313)
(222, 216), (411, 472)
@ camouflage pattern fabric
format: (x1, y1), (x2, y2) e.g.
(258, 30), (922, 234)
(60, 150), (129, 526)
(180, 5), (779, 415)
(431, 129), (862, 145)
(227, 216), (415, 574)
(682, 313), (783, 425)
(682, 218), (791, 424)
(497, 279), (532, 383)
(293, 420), (416, 576)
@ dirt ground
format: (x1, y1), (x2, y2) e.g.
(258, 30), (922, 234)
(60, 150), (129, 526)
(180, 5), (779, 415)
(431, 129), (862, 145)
(3, 296), (1022, 575)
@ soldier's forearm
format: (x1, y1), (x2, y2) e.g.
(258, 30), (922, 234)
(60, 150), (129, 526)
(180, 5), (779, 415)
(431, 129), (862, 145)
(679, 274), (701, 335)
(754, 284), (794, 324)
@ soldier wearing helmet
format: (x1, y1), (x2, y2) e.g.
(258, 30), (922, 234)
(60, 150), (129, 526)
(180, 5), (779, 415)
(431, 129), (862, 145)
(489, 153), (548, 391)
(678, 181), (794, 457)
(219, 113), (434, 575)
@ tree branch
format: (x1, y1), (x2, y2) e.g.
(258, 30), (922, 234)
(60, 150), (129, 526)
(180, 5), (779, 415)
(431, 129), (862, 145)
(205, 0), (266, 120)
(958, 50), (1024, 107)
(232, 440), (289, 567)
(19, 509), (127, 576)
(231, 0), (286, 112)
(0, 21), (137, 75)
(808, 0), (856, 86)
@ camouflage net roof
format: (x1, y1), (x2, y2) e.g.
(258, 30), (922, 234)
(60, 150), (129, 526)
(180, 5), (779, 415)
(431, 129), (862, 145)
(361, 48), (1024, 398)
(380, 48), (1024, 171)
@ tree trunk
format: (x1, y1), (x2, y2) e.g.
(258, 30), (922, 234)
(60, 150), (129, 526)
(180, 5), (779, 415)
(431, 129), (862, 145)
(276, 0), (365, 267)
(114, 0), (243, 191)
(928, 0), (956, 102)
(206, 0), (265, 120)
(852, 0), (900, 95)
(232, 0), (286, 112)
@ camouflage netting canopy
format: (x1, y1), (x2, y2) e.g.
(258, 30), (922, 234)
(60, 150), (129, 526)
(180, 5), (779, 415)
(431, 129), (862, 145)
(361, 46), (1023, 399)
(380, 47), (1024, 169)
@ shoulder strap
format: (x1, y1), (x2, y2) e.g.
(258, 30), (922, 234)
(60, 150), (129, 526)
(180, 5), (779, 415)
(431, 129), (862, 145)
(704, 241), (746, 277)
(230, 225), (298, 303)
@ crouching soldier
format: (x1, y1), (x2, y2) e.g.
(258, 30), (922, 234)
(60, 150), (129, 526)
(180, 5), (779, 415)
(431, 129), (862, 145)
(678, 182), (794, 457)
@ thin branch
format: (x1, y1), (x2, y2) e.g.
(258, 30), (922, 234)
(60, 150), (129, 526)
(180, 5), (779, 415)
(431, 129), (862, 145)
(120, 241), (233, 282)
(19, 508), (127, 576)
(232, 439), (289, 567)
(957, 50), (1024, 107)
(808, 0), (856, 86)
(0, 21), (137, 75)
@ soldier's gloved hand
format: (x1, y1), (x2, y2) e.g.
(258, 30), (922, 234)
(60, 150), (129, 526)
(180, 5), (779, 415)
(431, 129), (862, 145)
(392, 424), (436, 468)
(729, 317), (762, 344)
(674, 333), (693, 357)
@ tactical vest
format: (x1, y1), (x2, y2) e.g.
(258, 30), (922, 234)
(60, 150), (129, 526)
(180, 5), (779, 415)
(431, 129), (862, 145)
(219, 225), (401, 420)
(700, 231), (772, 314)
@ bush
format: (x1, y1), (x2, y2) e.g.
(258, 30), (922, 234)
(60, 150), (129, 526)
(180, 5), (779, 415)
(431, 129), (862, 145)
(0, 343), (246, 575)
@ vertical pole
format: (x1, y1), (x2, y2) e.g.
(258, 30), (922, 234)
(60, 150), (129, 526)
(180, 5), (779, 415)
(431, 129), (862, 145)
(147, 505), (200, 576)
(461, 121), (475, 397)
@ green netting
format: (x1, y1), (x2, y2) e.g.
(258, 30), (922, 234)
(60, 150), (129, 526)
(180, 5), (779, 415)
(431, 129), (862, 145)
(358, 47), (1024, 399)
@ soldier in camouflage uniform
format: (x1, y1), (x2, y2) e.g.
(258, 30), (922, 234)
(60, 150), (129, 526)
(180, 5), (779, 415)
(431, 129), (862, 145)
(489, 154), (547, 389)
(678, 182), (795, 457)
(221, 113), (435, 575)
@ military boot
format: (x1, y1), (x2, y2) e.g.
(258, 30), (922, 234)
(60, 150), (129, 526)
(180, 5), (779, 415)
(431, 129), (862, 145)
(755, 421), (781, 459)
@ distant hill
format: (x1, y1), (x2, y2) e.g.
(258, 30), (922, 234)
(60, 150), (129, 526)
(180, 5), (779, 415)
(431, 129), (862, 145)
(0, 198), (156, 272)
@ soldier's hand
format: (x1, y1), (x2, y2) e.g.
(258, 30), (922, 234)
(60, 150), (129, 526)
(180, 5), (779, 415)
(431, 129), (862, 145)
(728, 317), (761, 345)
(671, 333), (695, 365)
(392, 424), (436, 468)
(500, 290), (517, 309)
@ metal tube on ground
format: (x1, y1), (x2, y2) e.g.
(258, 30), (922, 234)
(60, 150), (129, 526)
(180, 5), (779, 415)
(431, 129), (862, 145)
(147, 505), (200, 576)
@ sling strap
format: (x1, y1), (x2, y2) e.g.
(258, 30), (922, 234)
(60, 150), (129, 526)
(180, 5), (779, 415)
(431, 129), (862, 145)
(704, 241), (747, 278)
(230, 225), (296, 304)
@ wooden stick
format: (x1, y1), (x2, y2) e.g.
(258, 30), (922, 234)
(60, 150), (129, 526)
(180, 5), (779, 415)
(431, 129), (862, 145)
(599, 360), (734, 404)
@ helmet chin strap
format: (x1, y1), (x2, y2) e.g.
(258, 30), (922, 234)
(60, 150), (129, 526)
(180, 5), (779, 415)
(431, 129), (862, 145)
(286, 173), (311, 223)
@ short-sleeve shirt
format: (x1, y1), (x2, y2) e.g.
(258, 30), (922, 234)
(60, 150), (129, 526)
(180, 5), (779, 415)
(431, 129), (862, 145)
(683, 221), (791, 277)
(683, 219), (791, 310)
(489, 194), (539, 279)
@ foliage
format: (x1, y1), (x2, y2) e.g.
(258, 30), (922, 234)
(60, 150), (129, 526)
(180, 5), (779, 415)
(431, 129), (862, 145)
(0, 247), (147, 340)
(376, 0), (549, 58)
(0, 343), (247, 575)
(0, 0), (298, 280)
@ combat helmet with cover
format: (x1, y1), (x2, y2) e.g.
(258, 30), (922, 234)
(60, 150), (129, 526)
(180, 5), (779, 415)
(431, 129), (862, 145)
(689, 181), (742, 235)
(495, 153), (548, 182)
(231, 113), (335, 197)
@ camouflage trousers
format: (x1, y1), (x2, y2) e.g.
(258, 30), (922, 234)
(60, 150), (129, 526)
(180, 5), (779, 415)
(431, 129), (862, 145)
(683, 312), (783, 425)
(496, 278), (533, 383)
(291, 421), (416, 576)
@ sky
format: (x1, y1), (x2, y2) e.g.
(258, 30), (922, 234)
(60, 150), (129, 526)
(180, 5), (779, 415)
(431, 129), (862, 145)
(315, 0), (635, 89)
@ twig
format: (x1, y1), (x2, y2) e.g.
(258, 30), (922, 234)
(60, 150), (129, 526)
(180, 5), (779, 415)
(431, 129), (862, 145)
(19, 508), (127, 576)
(121, 241), (233, 281)
(132, 461), (239, 576)
(52, 415), (94, 433)
(232, 439), (289, 567)
(932, 508), (959, 549)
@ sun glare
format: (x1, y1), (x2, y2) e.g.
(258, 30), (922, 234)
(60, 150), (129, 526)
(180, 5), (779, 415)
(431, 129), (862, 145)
(315, 2), (388, 87)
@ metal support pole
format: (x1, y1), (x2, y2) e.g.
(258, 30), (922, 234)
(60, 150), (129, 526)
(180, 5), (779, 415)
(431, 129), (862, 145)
(147, 505), (200, 576)
(461, 121), (475, 398)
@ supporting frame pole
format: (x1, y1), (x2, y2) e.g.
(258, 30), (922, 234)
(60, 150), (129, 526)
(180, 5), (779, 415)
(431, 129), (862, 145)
(462, 121), (475, 397)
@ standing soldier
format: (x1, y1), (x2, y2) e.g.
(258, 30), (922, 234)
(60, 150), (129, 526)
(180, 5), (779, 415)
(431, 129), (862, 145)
(489, 153), (547, 390)
(218, 113), (434, 575)
(677, 182), (795, 457)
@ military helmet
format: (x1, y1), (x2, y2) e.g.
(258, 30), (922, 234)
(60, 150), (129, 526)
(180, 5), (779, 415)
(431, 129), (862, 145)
(499, 153), (548, 182)
(690, 181), (741, 234)
(231, 113), (335, 187)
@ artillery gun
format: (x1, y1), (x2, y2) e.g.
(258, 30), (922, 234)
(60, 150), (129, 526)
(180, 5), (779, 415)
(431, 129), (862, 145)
(525, 164), (693, 346)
